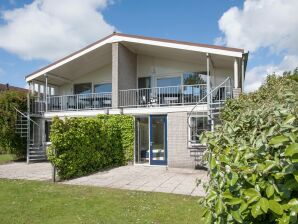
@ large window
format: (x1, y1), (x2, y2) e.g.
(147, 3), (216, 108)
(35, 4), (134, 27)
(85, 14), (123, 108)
(94, 83), (112, 93)
(189, 116), (209, 144)
(183, 72), (207, 85)
(157, 76), (181, 87)
(74, 83), (92, 95)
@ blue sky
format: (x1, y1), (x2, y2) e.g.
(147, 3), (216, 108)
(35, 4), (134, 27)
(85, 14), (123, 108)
(0, 0), (297, 91)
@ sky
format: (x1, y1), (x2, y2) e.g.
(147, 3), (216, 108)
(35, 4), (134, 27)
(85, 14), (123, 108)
(0, 0), (297, 92)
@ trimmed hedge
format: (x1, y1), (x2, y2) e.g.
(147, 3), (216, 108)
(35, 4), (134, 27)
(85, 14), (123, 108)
(200, 73), (298, 223)
(47, 115), (134, 180)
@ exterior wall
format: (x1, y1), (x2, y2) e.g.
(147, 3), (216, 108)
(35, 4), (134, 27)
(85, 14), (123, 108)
(112, 43), (137, 107)
(167, 112), (195, 168)
(136, 54), (233, 88)
(212, 67), (233, 87)
(137, 54), (204, 79)
(57, 64), (112, 95)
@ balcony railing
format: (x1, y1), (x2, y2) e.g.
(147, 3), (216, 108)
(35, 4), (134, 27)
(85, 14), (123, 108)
(29, 83), (232, 113)
(48, 92), (112, 111)
(119, 84), (207, 108)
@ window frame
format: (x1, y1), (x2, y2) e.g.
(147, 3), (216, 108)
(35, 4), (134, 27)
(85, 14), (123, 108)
(187, 114), (209, 147)
(45, 120), (52, 143)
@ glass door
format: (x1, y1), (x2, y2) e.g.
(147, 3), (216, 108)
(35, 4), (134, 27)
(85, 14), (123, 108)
(150, 115), (167, 165)
(135, 117), (149, 164)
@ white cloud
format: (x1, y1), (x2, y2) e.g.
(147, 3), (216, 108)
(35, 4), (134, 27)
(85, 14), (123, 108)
(216, 0), (298, 91)
(0, 0), (116, 61)
(245, 55), (298, 92)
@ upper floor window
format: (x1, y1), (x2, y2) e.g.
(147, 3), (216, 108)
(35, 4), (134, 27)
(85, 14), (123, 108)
(94, 83), (112, 93)
(157, 76), (181, 87)
(138, 77), (151, 89)
(183, 72), (207, 85)
(74, 83), (92, 95)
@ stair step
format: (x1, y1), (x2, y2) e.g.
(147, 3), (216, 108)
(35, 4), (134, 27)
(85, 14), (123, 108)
(28, 154), (46, 158)
(29, 150), (45, 153)
(28, 158), (47, 162)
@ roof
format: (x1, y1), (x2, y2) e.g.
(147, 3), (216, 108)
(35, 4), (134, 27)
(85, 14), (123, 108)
(0, 83), (27, 93)
(26, 32), (245, 82)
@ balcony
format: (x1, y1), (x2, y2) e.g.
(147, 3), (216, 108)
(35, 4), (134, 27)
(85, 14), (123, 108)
(119, 84), (207, 108)
(29, 83), (234, 114)
(30, 92), (112, 114)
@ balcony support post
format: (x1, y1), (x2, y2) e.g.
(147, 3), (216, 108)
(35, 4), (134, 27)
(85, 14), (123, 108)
(206, 53), (211, 105)
(234, 58), (239, 89)
(241, 57), (245, 92)
(44, 74), (48, 112)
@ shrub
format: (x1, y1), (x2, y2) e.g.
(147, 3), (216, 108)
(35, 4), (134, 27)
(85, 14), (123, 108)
(47, 115), (134, 180)
(0, 90), (27, 157)
(200, 72), (298, 223)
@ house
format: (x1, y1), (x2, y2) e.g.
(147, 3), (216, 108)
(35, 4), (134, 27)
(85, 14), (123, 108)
(18, 32), (248, 168)
(0, 83), (27, 93)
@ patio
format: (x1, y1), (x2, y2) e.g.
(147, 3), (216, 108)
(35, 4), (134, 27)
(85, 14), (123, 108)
(0, 162), (208, 196)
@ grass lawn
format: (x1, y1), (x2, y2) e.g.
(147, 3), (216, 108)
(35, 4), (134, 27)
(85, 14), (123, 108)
(0, 179), (203, 224)
(0, 154), (15, 164)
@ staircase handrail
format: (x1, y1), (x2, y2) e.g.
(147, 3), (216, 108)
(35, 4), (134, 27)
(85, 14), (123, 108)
(14, 107), (40, 127)
(187, 77), (232, 127)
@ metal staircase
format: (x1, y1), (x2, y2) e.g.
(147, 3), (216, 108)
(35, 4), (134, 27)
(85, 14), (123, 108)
(15, 108), (47, 163)
(188, 77), (232, 168)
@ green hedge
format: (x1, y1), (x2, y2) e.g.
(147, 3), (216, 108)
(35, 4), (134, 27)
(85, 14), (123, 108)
(47, 115), (134, 180)
(200, 73), (298, 223)
(0, 90), (27, 157)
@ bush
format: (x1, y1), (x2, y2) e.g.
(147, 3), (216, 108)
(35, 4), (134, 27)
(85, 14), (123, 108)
(47, 115), (134, 180)
(200, 72), (298, 223)
(0, 90), (27, 157)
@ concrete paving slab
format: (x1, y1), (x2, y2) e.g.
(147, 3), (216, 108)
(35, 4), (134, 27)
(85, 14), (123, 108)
(0, 162), (208, 196)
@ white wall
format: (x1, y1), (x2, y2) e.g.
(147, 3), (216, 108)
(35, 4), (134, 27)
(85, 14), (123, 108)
(58, 64), (112, 95)
(212, 68), (234, 87)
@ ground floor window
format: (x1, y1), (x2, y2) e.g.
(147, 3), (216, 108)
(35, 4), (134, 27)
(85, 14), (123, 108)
(45, 120), (52, 142)
(188, 115), (209, 144)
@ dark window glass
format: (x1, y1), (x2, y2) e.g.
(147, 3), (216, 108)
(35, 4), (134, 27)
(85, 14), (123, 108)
(74, 83), (92, 94)
(45, 121), (52, 142)
(183, 72), (207, 85)
(94, 83), (112, 93)
(138, 77), (151, 89)
(157, 77), (181, 87)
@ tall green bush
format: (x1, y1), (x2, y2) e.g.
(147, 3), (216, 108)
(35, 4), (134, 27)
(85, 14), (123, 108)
(47, 115), (134, 180)
(0, 90), (27, 156)
(201, 72), (298, 223)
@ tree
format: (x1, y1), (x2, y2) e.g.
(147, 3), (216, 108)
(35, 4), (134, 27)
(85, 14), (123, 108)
(0, 90), (27, 157)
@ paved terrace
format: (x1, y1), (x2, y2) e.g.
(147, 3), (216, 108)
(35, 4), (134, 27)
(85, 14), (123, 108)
(0, 162), (208, 196)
